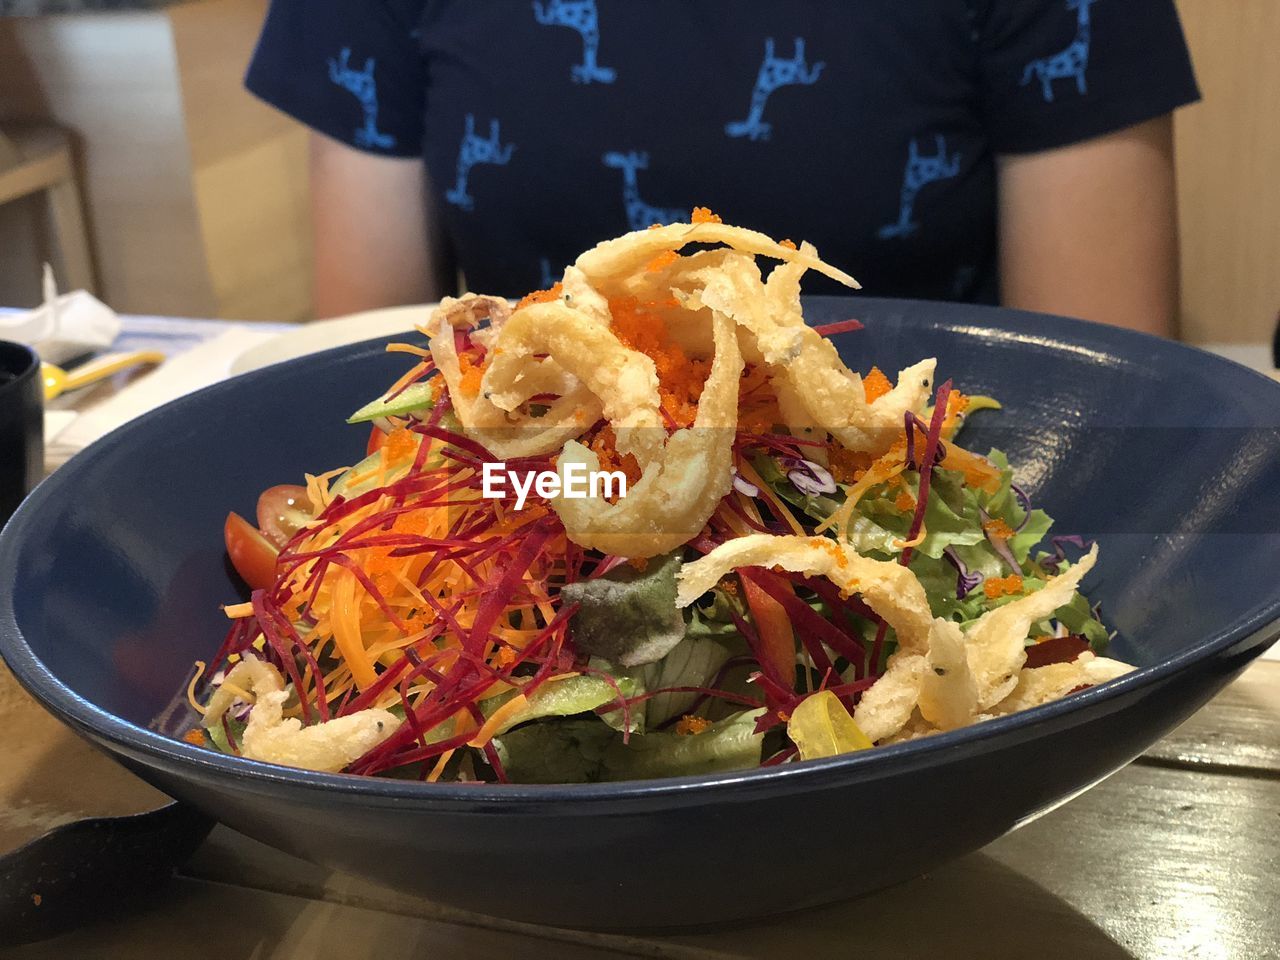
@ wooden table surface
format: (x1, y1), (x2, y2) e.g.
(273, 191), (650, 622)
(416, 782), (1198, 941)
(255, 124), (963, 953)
(2, 659), (1275, 960)
(5, 318), (1279, 958)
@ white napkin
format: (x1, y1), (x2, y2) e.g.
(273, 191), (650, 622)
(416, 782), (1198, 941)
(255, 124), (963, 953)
(0, 266), (121, 365)
(46, 325), (278, 470)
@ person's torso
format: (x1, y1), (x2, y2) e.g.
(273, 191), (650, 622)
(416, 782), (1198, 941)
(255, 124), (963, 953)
(414, 0), (997, 302)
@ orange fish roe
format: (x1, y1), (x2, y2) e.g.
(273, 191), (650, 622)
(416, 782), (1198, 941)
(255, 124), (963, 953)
(609, 296), (709, 428)
(775, 710), (791, 723)
(457, 353), (488, 398)
(691, 206), (722, 224)
(717, 576), (739, 596)
(515, 281), (563, 312)
(627, 556), (650, 572)
(894, 490), (916, 513)
(648, 223), (663, 230)
(182, 728), (207, 747)
(587, 425), (642, 489)
(737, 364), (786, 434)
(382, 426), (419, 464)
(495, 646), (518, 668)
(646, 250), (680, 273)
(779, 238), (798, 250)
(984, 574), (1024, 599)
(982, 517), (1016, 540)
(676, 715), (713, 736)
(862, 366), (893, 403)
(828, 445), (874, 484)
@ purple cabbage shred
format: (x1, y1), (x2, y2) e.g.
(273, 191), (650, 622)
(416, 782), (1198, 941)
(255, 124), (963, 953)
(943, 546), (985, 599)
(731, 470), (760, 498)
(780, 456), (837, 496)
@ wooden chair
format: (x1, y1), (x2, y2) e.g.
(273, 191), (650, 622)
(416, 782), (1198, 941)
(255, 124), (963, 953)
(0, 119), (96, 295)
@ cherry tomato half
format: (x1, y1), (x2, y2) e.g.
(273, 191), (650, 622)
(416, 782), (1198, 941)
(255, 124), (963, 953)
(256, 484), (314, 548)
(224, 511), (279, 591)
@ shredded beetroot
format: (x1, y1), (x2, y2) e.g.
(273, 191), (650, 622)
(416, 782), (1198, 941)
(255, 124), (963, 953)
(811, 318), (865, 336)
(1023, 634), (1090, 669)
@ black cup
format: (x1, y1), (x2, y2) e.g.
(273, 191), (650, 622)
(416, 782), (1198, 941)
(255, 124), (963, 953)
(0, 341), (43, 527)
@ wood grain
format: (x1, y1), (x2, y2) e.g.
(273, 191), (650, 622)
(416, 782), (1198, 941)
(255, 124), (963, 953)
(1173, 0), (1280, 344)
(3, 662), (1278, 958)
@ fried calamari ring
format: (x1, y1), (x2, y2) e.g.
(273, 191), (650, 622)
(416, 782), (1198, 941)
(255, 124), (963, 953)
(675, 534), (937, 653)
(429, 317), (601, 460)
(677, 250), (935, 456)
(917, 546), (1101, 729)
(674, 533), (945, 741)
(576, 221), (860, 296)
(480, 300), (666, 465)
(985, 651), (1134, 717)
(203, 657), (400, 774)
(550, 308), (744, 557)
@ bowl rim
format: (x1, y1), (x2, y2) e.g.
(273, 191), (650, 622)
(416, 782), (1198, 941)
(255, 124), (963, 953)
(3, 297), (1280, 805)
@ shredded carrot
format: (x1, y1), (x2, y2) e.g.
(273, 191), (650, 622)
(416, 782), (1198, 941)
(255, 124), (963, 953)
(186, 661), (208, 715)
(939, 443), (1003, 494)
(736, 459), (806, 537)
(385, 342), (433, 359)
(468, 693), (528, 748)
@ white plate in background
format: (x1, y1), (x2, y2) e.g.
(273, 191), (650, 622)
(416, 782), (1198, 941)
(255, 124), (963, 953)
(229, 305), (433, 375)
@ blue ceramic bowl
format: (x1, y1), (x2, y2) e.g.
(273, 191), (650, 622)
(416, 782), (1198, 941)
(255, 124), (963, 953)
(2, 299), (1279, 929)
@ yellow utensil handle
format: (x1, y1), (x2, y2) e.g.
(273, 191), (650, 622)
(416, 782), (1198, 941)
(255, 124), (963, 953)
(60, 351), (167, 391)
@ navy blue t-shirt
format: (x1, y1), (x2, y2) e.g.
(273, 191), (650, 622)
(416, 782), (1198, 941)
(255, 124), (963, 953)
(246, 0), (1199, 301)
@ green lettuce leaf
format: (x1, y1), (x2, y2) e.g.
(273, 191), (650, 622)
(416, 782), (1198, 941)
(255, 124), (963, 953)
(634, 634), (732, 727)
(492, 719), (615, 784)
(481, 673), (637, 737)
(561, 552), (686, 667)
(601, 708), (766, 781)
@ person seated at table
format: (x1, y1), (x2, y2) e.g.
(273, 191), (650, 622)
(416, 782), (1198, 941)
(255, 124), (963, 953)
(245, 0), (1198, 336)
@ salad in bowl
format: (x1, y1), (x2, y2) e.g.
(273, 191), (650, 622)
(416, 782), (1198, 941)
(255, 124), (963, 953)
(193, 211), (1131, 783)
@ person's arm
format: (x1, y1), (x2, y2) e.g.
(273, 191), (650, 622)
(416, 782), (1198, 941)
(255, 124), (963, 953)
(997, 116), (1180, 337)
(310, 132), (452, 318)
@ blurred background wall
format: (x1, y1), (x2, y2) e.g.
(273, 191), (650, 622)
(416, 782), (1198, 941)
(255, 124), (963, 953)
(0, 0), (1276, 342)
(0, 0), (311, 321)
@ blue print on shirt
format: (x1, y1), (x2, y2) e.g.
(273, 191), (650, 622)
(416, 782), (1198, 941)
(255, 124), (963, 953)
(444, 115), (515, 211)
(725, 38), (824, 142)
(328, 48), (396, 150)
(532, 0), (616, 85)
(878, 135), (961, 240)
(1022, 0), (1097, 103)
(603, 151), (684, 231)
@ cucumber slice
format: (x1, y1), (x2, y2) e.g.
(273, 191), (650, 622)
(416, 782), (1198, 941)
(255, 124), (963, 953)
(347, 382), (435, 424)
